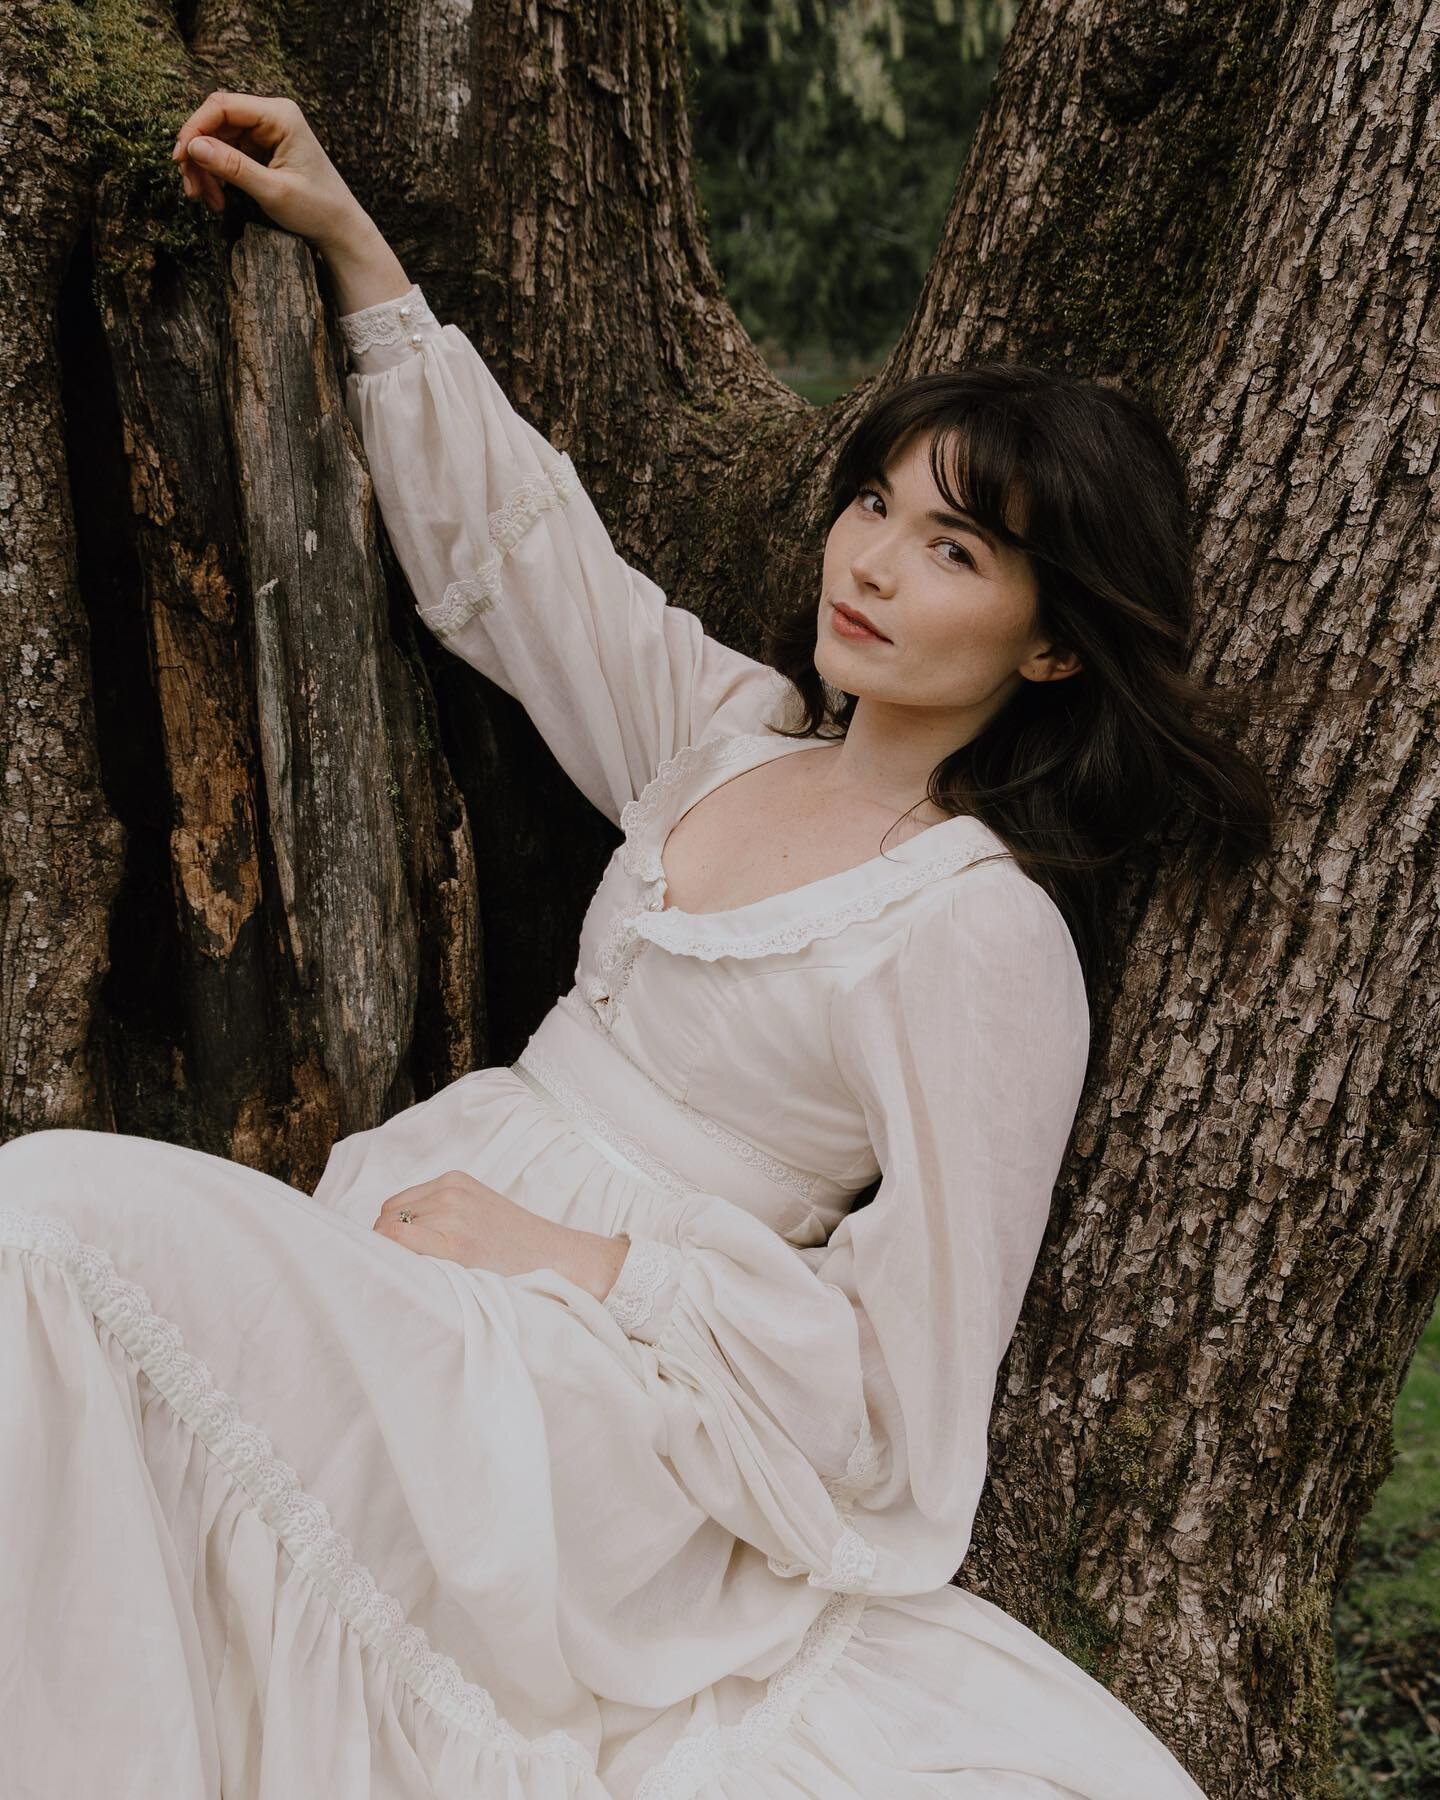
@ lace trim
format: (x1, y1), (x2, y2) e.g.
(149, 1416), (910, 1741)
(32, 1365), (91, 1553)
(822, 1524), (877, 1590)
(556, 992), (823, 1206)
(336, 283), (440, 354)
(0, 1206), (594, 1776)
(764, 1513), (878, 1591)
(617, 733), (1006, 962)
(633, 836), (998, 962)
(618, 734), (774, 889)
(603, 1236), (682, 1334)
(423, 458), (584, 639)
(764, 1411), (884, 1587)
(513, 1044), (698, 1200)
(760, 1523), (876, 1591)
(579, 903), (653, 1032)
(632, 1590), (867, 1799)
(830, 1414), (885, 1504)
(595, 738), (781, 1031)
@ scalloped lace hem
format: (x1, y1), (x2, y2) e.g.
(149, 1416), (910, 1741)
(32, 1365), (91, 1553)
(0, 1206), (594, 1777)
(632, 1590), (867, 1799)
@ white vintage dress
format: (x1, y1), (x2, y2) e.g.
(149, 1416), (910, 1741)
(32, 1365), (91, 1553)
(0, 284), (1206, 1800)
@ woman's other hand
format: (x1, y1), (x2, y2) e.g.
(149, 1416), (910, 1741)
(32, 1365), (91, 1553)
(171, 91), (369, 250)
(373, 1170), (631, 1301)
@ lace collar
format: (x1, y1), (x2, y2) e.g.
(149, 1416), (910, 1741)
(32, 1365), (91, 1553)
(616, 730), (1013, 961)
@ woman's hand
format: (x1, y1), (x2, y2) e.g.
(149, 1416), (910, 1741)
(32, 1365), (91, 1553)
(171, 91), (370, 249)
(373, 1169), (630, 1302)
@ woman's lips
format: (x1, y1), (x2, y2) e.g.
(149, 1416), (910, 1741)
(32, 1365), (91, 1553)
(830, 603), (890, 643)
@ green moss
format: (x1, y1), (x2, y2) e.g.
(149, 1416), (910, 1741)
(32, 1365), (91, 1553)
(21, 0), (291, 276)
(1254, 1555), (1342, 1798)
(1048, 1512), (1124, 1678)
(1051, 1400), (1197, 1681)
(1082, 1398), (1179, 1518)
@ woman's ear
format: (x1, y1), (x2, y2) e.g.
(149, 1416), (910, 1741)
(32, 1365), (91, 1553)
(1023, 644), (1084, 682)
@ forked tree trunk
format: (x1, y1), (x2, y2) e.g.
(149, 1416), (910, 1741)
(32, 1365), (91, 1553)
(1, 1), (1435, 1793)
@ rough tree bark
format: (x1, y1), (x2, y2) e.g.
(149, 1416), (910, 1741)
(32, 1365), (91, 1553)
(1, 0), (1435, 1794)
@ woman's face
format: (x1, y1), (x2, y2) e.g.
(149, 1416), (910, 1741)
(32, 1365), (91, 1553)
(816, 429), (1080, 723)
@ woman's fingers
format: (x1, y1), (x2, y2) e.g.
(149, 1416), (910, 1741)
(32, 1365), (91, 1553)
(174, 128), (240, 211)
(169, 90), (360, 241)
(172, 90), (291, 162)
(181, 149), (223, 210)
(172, 91), (293, 213)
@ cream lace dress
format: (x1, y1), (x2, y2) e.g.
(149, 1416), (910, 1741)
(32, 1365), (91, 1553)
(0, 284), (1206, 1800)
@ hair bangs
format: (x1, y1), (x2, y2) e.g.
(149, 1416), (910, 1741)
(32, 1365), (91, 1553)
(826, 378), (1031, 556)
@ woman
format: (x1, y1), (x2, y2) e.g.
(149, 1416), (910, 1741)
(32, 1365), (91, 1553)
(0, 94), (1269, 1797)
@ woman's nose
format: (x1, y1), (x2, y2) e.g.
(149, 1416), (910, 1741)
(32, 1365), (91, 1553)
(850, 539), (898, 594)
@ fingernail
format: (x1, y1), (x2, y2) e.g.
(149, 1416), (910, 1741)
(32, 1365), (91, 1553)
(189, 137), (213, 160)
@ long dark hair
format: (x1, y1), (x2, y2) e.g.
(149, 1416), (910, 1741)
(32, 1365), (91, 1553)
(762, 364), (1283, 997)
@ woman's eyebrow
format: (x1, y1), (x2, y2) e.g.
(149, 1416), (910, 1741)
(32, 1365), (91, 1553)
(870, 470), (998, 553)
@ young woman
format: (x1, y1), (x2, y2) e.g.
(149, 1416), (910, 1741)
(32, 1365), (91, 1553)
(0, 94), (1270, 1798)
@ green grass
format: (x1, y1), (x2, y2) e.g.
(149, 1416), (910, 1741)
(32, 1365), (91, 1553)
(1331, 1302), (1440, 1792)
(768, 350), (885, 407)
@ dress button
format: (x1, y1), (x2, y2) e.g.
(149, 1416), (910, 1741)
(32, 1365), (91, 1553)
(409, 331), (423, 346)
(397, 304), (411, 320)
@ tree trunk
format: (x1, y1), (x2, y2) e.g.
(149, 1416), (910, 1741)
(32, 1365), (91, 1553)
(2, 0), (1434, 1792)
(0, 1), (127, 1132)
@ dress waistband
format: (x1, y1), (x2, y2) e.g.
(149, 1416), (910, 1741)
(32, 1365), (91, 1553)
(510, 990), (837, 1230)
(508, 1060), (675, 1197)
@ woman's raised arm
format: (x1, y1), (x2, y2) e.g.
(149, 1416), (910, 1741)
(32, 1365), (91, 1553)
(172, 93), (787, 825)
(172, 90), (409, 312)
(335, 286), (788, 823)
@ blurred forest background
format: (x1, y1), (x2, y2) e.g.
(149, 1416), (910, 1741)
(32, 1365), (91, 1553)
(687, 0), (1010, 395)
(684, 1), (1437, 1789)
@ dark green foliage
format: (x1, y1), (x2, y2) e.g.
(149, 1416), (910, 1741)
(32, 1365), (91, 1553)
(686, 0), (1007, 363)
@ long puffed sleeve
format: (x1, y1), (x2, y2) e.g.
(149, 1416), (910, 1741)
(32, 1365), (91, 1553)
(336, 285), (788, 825)
(599, 867), (1092, 1597)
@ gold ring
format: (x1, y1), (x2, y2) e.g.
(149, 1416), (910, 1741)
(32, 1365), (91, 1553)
(398, 1207), (414, 1224)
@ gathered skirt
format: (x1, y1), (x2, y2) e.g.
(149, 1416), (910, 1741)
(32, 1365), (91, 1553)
(0, 1062), (1204, 1798)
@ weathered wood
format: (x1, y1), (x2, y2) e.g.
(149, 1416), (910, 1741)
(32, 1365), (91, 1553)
(91, 207), (271, 1154)
(225, 230), (419, 1150)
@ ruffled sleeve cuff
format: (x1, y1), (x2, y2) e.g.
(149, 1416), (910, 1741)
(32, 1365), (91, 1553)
(337, 282), (443, 376)
(602, 1235), (684, 1343)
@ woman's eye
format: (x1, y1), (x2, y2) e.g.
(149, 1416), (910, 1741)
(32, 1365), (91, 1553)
(853, 491), (971, 568)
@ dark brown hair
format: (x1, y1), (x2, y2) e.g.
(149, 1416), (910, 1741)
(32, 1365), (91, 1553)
(761, 364), (1282, 996)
